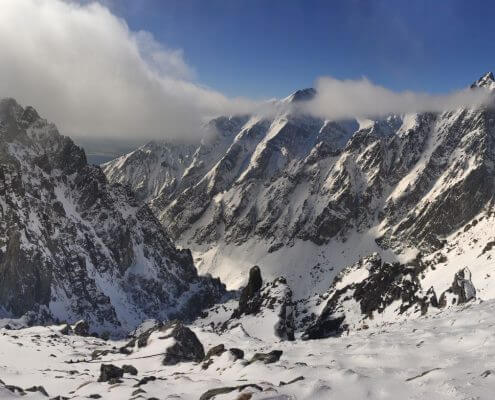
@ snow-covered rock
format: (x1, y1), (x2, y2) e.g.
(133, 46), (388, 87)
(0, 98), (225, 334)
(122, 320), (205, 365)
(302, 253), (479, 339)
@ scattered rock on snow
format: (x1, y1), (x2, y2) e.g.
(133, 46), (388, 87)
(128, 319), (162, 338)
(202, 344), (226, 369)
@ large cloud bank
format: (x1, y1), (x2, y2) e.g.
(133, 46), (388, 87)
(0, 0), (259, 141)
(0, 0), (492, 143)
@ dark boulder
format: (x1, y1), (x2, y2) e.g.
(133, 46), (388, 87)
(124, 320), (204, 365)
(230, 269), (295, 341)
(204, 344), (226, 360)
(233, 266), (263, 317)
(248, 350), (282, 364)
(229, 348), (244, 360)
(59, 324), (71, 335)
(73, 320), (89, 337)
(98, 364), (124, 382)
(160, 320), (205, 365)
(122, 364), (138, 375)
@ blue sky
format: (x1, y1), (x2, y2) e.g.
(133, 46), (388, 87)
(3, 0), (493, 145)
(108, 0), (493, 98)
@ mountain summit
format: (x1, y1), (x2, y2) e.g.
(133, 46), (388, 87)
(471, 71), (495, 89)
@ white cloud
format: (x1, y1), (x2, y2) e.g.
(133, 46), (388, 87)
(0, 0), (492, 144)
(303, 76), (493, 121)
(0, 0), (258, 141)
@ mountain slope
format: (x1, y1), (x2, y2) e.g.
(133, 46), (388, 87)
(103, 74), (495, 311)
(0, 98), (225, 333)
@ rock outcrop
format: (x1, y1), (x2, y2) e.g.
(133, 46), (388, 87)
(439, 267), (476, 307)
(231, 267), (295, 340)
(123, 320), (205, 365)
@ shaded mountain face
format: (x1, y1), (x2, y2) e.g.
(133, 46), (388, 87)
(0, 98), (225, 333)
(103, 75), (495, 303)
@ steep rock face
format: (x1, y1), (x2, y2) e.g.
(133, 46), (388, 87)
(0, 98), (225, 333)
(302, 253), (477, 339)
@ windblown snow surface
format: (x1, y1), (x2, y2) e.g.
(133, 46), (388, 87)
(1, 299), (495, 399)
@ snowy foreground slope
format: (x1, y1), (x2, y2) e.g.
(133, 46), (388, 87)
(103, 73), (495, 304)
(0, 98), (224, 333)
(1, 299), (495, 399)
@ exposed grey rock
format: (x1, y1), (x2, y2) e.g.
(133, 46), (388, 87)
(59, 324), (71, 335)
(133, 376), (156, 387)
(230, 270), (294, 340)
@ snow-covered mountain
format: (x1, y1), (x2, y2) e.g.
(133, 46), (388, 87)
(103, 73), (495, 337)
(0, 98), (225, 334)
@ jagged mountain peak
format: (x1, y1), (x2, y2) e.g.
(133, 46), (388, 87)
(283, 87), (317, 103)
(470, 71), (495, 89)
